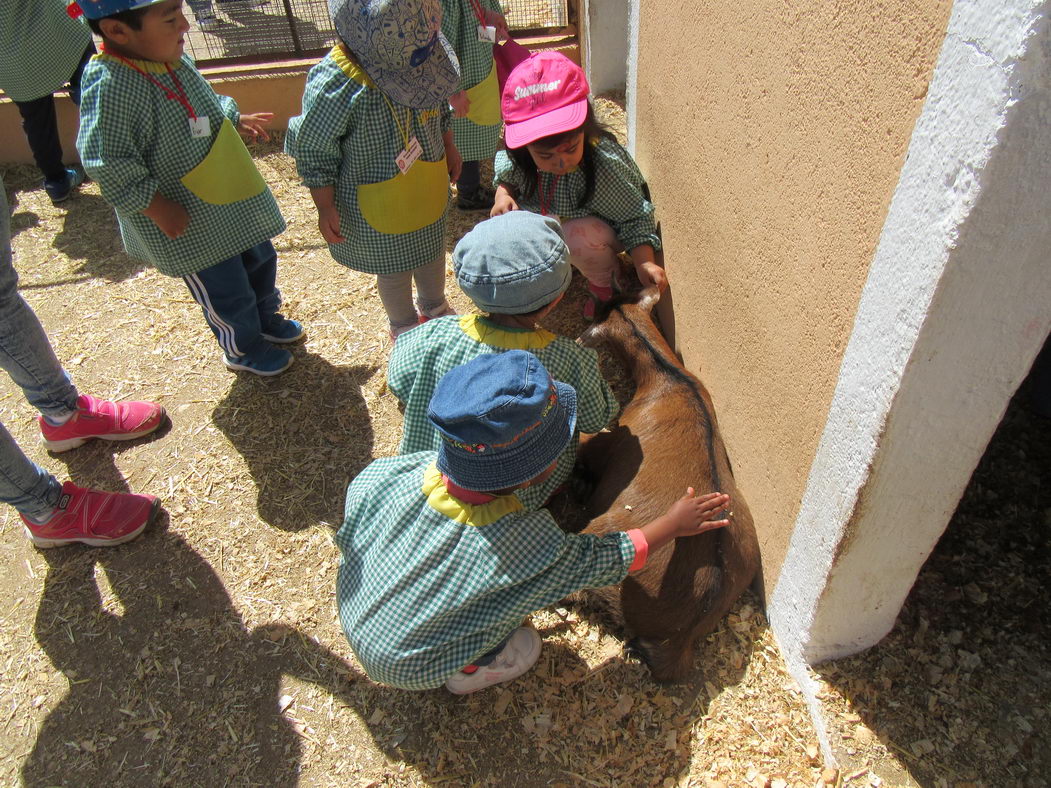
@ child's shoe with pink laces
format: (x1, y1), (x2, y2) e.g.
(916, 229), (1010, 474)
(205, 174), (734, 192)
(39, 394), (165, 453)
(21, 482), (160, 548)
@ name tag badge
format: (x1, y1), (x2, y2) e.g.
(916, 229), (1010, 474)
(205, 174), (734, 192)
(395, 135), (423, 175)
(477, 24), (497, 43)
(189, 116), (210, 138)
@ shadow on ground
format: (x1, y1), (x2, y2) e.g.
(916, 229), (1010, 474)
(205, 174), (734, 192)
(819, 374), (1051, 784)
(212, 351), (375, 531)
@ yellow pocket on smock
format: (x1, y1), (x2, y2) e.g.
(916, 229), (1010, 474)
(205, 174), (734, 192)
(465, 63), (500, 127)
(357, 157), (448, 235)
(180, 117), (267, 205)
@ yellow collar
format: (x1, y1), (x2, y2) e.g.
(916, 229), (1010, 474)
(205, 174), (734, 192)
(458, 314), (556, 351)
(96, 51), (183, 74)
(332, 45), (373, 87)
(421, 463), (522, 526)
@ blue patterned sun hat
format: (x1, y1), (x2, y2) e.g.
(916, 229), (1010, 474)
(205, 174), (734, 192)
(429, 351), (578, 492)
(329, 0), (460, 109)
(69, 0), (166, 20)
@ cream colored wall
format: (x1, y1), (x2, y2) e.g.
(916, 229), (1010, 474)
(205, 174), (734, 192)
(632, 1), (952, 590)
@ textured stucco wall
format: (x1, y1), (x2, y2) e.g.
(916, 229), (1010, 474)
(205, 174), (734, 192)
(631, 1), (953, 591)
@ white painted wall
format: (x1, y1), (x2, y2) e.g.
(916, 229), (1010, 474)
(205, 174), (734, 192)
(770, 0), (1051, 755)
(580, 0), (630, 94)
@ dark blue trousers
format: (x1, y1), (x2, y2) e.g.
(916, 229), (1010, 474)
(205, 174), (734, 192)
(182, 241), (282, 359)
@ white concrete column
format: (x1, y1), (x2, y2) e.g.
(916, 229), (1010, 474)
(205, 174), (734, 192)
(771, 0), (1051, 681)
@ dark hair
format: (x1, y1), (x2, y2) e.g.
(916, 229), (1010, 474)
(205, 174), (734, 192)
(506, 103), (616, 208)
(86, 7), (151, 35)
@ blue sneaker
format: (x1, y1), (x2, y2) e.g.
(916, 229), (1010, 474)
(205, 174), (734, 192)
(261, 317), (305, 344)
(223, 344), (293, 376)
(44, 167), (86, 205)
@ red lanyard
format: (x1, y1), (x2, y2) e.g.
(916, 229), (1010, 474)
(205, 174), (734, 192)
(537, 172), (560, 216)
(101, 44), (197, 120)
(466, 0), (486, 26)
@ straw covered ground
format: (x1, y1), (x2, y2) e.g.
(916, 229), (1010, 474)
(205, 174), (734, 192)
(0, 96), (1048, 787)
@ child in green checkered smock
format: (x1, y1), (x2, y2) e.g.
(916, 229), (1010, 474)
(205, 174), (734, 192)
(495, 52), (669, 319)
(285, 0), (463, 339)
(388, 211), (617, 510)
(75, 0), (302, 377)
(441, 0), (506, 210)
(338, 350), (732, 693)
(0, 0), (96, 202)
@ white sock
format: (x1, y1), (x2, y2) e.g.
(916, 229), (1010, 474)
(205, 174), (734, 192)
(42, 411), (74, 427)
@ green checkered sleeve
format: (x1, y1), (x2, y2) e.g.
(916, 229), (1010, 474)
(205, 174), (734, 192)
(588, 137), (662, 252)
(285, 59), (356, 188)
(77, 64), (160, 214)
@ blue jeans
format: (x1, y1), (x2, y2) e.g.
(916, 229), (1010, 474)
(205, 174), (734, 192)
(182, 241), (282, 359)
(0, 178), (80, 518)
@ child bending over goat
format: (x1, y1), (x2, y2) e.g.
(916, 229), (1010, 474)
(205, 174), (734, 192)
(336, 351), (731, 694)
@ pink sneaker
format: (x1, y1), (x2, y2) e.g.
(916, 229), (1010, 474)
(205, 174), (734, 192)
(583, 283), (614, 320)
(21, 482), (159, 548)
(39, 394), (165, 453)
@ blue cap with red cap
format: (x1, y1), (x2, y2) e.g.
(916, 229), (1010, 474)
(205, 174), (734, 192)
(67, 0), (166, 20)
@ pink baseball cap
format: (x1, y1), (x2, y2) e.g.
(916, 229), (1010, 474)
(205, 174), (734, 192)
(501, 52), (590, 149)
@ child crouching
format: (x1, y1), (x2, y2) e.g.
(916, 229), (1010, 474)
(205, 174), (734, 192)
(336, 350), (731, 693)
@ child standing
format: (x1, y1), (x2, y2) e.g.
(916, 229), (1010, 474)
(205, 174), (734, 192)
(388, 210), (617, 508)
(286, 0), (462, 340)
(440, 0), (507, 210)
(74, 0), (301, 376)
(493, 52), (667, 318)
(0, 0), (95, 203)
(337, 350), (731, 693)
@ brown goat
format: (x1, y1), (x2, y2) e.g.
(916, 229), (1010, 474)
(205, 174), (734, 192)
(575, 287), (761, 681)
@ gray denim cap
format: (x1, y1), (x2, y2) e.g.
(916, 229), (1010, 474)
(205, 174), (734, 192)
(453, 212), (572, 314)
(329, 0), (459, 109)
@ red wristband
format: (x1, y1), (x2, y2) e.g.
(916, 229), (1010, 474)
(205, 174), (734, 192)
(627, 529), (649, 571)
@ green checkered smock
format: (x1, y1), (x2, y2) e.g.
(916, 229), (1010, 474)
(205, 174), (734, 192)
(285, 47), (453, 275)
(77, 54), (286, 277)
(388, 314), (619, 509)
(336, 453), (636, 689)
(494, 135), (663, 253)
(440, 0), (503, 161)
(0, 0), (92, 102)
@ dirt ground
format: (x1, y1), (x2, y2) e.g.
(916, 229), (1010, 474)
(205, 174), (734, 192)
(0, 97), (1048, 787)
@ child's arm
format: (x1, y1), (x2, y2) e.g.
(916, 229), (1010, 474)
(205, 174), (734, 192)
(449, 91), (470, 118)
(142, 192), (190, 239)
(309, 185), (345, 244)
(238, 111), (273, 143)
(633, 489), (731, 562)
(491, 183), (519, 216)
(628, 243), (667, 291)
(443, 129), (463, 183)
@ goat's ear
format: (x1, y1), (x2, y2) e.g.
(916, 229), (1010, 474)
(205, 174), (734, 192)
(638, 286), (661, 314)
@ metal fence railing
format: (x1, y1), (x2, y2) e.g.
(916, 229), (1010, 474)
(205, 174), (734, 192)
(183, 0), (572, 67)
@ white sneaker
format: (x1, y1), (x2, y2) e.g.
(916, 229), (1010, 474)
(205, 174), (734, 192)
(445, 628), (542, 695)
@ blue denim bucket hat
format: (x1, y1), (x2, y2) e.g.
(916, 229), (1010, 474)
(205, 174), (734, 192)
(429, 351), (578, 491)
(329, 0), (460, 109)
(70, 0), (166, 19)
(453, 212), (571, 314)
